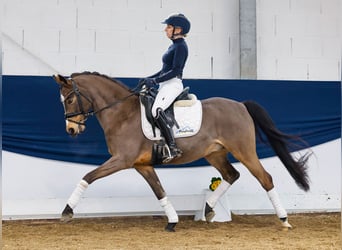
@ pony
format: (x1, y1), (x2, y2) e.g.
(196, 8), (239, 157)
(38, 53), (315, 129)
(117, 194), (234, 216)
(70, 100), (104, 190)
(53, 72), (310, 232)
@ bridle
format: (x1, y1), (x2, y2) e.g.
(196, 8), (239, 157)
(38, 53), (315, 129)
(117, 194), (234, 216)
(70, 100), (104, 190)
(62, 79), (140, 126)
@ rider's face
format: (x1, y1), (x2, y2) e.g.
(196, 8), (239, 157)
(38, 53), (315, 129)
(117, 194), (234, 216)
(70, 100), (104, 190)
(164, 25), (182, 39)
(164, 25), (174, 39)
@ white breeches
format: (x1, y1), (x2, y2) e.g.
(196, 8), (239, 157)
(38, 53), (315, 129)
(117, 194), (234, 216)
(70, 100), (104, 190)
(151, 78), (184, 117)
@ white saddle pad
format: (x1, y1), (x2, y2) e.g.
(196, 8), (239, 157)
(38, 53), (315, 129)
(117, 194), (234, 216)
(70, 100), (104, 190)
(140, 94), (203, 141)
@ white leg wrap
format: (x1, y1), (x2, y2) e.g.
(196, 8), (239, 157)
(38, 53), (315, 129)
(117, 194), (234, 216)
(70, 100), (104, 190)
(67, 180), (89, 209)
(267, 188), (287, 219)
(159, 197), (178, 223)
(206, 179), (231, 208)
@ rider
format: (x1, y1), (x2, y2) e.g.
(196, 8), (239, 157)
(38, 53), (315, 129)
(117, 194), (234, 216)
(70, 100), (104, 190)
(142, 13), (190, 162)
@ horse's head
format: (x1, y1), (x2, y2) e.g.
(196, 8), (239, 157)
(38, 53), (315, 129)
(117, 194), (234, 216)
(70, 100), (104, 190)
(53, 74), (94, 136)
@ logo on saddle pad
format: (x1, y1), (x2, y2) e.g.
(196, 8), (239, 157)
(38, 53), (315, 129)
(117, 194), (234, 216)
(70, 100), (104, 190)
(140, 94), (202, 141)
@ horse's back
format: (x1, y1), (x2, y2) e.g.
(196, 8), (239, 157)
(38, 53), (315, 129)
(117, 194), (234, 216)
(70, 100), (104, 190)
(200, 97), (255, 142)
(201, 97), (249, 120)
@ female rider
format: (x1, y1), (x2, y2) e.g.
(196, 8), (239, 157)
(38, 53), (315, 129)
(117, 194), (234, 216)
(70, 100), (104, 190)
(142, 13), (191, 163)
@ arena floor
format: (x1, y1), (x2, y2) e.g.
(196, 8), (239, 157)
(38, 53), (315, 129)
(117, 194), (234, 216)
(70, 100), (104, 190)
(2, 212), (340, 249)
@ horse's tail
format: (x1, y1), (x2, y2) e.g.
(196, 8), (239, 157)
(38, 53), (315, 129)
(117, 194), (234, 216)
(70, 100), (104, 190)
(243, 100), (310, 191)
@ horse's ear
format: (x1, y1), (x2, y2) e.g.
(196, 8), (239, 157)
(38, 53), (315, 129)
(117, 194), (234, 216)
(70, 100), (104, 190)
(53, 74), (69, 86)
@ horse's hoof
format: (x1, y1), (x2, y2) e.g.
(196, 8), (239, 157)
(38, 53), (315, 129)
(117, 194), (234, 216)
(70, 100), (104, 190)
(61, 204), (74, 223)
(165, 222), (177, 232)
(204, 203), (215, 222)
(61, 214), (73, 223)
(280, 217), (293, 229)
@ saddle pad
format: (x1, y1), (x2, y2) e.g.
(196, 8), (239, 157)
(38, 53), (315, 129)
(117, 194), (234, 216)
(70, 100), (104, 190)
(140, 100), (202, 141)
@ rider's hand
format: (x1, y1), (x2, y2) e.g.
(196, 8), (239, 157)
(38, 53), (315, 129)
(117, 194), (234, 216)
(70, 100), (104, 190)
(138, 78), (145, 89)
(143, 78), (157, 88)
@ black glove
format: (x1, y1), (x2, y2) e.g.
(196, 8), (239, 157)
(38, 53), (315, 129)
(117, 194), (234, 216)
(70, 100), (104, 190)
(137, 78), (145, 89)
(143, 78), (157, 88)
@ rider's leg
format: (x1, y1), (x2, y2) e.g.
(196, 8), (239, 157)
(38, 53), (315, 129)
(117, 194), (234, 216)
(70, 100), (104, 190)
(151, 78), (183, 117)
(152, 78), (183, 162)
(154, 108), (182, 162)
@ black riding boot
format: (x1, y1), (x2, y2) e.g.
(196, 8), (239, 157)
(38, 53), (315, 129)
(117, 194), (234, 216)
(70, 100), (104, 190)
(155, 108), (182, 163)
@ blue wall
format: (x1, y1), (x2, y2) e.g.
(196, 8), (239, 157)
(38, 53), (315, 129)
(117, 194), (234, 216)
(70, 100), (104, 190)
(3, 75), (341, 167)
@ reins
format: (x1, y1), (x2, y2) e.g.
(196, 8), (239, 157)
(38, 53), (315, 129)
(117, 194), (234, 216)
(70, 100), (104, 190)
(91, 91), (139, 115)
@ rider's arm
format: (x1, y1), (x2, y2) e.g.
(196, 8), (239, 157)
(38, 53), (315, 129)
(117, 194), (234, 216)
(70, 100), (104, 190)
(147, 70), (162, 79)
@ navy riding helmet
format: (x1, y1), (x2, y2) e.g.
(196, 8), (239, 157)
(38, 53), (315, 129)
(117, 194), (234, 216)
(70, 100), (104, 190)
(162, 13), (191, 35)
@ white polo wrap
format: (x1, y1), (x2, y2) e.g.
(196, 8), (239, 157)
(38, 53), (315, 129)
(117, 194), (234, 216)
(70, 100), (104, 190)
(159, 196), (179, 223)
(267, 188), (287, 219)
(206, 179), (231, 208)
(67, 180), (89, 209)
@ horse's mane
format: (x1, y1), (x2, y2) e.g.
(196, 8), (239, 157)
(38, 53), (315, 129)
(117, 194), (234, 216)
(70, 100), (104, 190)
(71, 71), (132, 92)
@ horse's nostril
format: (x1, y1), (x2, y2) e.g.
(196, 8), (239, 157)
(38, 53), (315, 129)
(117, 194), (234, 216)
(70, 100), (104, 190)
(68, 128), (75, 135)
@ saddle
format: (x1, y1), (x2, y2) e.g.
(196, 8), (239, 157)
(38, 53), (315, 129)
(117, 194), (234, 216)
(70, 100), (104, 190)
(140, 87), (191, 137)
(139, 87), (202, 165)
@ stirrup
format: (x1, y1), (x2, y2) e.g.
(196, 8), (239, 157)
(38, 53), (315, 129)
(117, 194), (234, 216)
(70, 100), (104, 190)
(163, 145), (182, 163)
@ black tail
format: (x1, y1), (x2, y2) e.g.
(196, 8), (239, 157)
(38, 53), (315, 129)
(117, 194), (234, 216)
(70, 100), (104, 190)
(243, 100), (310, 191)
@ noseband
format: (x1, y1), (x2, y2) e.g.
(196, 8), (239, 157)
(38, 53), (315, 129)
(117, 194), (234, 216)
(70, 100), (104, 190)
(62, 80), (94, 126)
(62, 79), (139, 126)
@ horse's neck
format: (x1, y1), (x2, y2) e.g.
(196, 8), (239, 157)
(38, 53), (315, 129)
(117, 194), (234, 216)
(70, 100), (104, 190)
(90, 78), (131, 109)
(90, 77), (139, 127)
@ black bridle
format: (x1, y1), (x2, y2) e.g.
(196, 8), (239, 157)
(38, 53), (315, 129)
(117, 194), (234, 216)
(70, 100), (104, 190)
(62, 79), (141, 126)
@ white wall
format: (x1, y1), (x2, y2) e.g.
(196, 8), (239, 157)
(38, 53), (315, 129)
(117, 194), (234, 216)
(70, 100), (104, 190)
(3, 0), (341, 80)
(2, 0), (240, 79)
(3, 140), (340, 219)
(257, 0), (341, 80)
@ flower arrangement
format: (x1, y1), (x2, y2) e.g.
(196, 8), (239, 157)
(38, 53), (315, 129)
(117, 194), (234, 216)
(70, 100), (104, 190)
(209, 177), (222, 191)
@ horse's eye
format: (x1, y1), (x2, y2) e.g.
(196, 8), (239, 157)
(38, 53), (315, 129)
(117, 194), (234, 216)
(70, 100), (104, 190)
(66, 97), (74, 105)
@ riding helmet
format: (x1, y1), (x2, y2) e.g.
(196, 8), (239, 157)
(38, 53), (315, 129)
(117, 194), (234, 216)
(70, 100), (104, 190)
(162, 13), (191, 35)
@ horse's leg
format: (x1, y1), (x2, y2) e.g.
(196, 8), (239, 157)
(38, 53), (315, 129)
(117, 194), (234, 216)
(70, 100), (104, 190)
(235, 150), (292, 229)
(135, 166), (178, 232)
(61, 156), (128, 222)
(204, 151), (240, 222)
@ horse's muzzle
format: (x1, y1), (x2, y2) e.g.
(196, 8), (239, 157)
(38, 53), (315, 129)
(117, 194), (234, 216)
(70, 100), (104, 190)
(66, 121), (85, 136)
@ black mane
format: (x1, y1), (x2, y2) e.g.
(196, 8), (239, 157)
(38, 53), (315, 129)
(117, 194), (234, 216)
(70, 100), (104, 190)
(71, 71), (132, 92)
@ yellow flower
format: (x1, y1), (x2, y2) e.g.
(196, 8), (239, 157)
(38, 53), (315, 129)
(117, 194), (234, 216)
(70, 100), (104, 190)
(209, 177), (222, 191)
